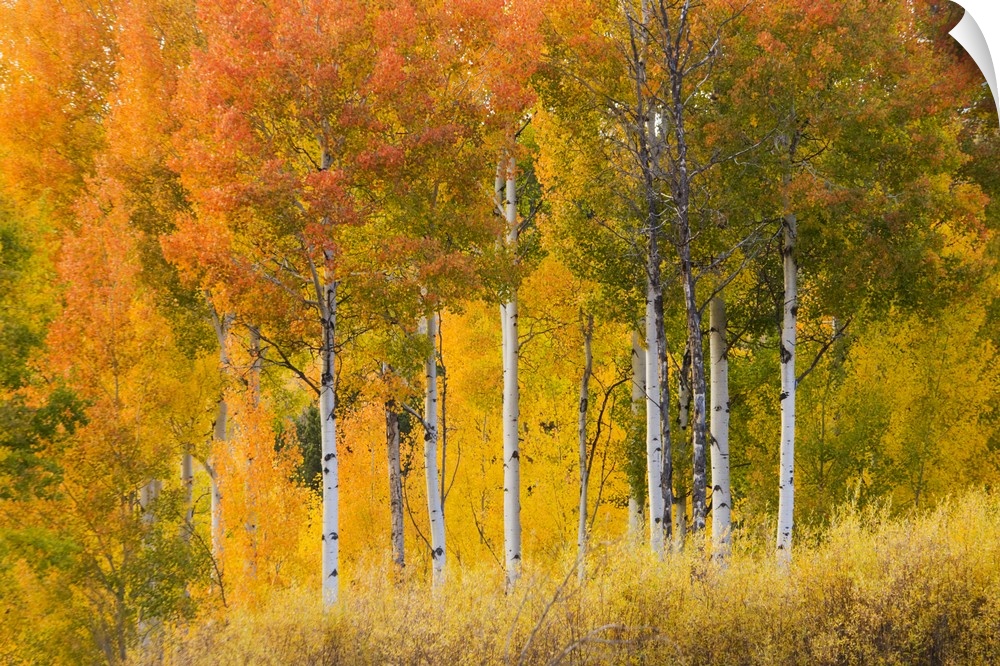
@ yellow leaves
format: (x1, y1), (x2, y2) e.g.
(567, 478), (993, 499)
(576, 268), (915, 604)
(835, 304), (999, 509)
(217, 386), (316, 608)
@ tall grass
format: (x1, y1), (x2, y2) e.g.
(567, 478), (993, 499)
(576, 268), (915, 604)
(154, 490), (1000, 665)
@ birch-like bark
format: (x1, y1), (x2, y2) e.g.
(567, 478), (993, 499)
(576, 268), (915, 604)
(678, 344), (691, 431)
(501, 156), (522, 588)
(320, 281), (339, 607)
(137, 478), (162, 656)
(776, 206), (798, 565)
(709, 295), (731, 560)
(655, 286), (675, 552)
(209, 311), (231, 559)
(645, 287), (668, 554)
(385, 397), (404, 571)
(664, 1), (708, 537)
(438, 317), (448, 518)
(248, 326), (262, 403)
(422, 312), (446, 586)
(181, 452), (194, 542)
(577, 314), (594, 583)
(139, 479), (162, 522)
(674, 344), (691, 549)
(681, 267), (709, 536)
(674, 479), (687, 548)
(624, 0), (671, 554)
(245, 326), (261, 577)
(209, 403), (225, 558)
(628, 330), (646, 540)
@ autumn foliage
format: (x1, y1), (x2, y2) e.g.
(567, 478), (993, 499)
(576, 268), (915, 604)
(0, 0), (998, 663)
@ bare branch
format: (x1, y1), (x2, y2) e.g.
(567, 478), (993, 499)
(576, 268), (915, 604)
(796, 316), (854, 387)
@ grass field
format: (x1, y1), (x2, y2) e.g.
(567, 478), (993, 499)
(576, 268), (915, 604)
(153, 490), (1000, 665)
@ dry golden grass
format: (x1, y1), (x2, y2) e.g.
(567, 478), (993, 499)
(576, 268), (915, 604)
(155, 490), (1000, 665)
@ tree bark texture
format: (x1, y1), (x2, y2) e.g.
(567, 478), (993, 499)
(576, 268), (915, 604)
(181, 452), (194, 542)
(628, 330), (646, 540)
(385, 399), (405, 571)
(209, 311), (231, 561)
(422, 312), (446, 587)
(501, 156), (522, 589)
(776, 206), (798, 565)
(577, 314), (594, 583)
(320, 281), (339, 607)
(709, 295), (731, 559)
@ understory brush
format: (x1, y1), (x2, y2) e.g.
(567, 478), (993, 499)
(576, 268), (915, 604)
(154, 490), (1000, 665)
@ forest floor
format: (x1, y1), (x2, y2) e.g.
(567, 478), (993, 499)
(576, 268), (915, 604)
(151, 491), (1000, 665)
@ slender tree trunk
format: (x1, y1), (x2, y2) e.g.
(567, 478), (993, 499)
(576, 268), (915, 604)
(421, 312), (446, 586)
(656, 288), (675, 546)
(664, 33), (708, 543)
(245, 326), (261, 577)
(209, 403), (225, 558)
(627, 0), (671, 555)
(139, 479), (162, 522)
(577, 314), (594, 583)
(501, 156), (522, 588)
(137, 478), (163, 659)
(645, 277), (671, 554)
(776, 203), (798, 565)
(248, 326), (262, 403)
(628, 330), (646, 540)
(627, 498), (643, 543)
(680, 265), (708, 536)
(709, 295), (731, 560)
(209, 310), (231, 560)
(438, 315), (448, 518)
(674, 480), (687, 548)
(385, 397), (405, 572)
(181, 452), (194, 542)
(320, 281), (339, 607)
(665, 5), (707, 537)
(678, 343), (691, 431)
(675, 343), (691, 550)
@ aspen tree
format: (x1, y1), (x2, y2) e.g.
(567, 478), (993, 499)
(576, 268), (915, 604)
(577, 313), (594, 582)
(421, 312), (446, 585)
(776, 153), (798, 564)
(385, 399), (405, 571)
(629, 331), (647, 539)
(501, 156), (523, 587)
(709, 295), (731, 559)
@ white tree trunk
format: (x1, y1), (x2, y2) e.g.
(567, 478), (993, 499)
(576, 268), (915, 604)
(385, 398), (405, 571)
(577, 314), (594, 583)
(501, 157), (522, 588)
(422, 312), (446, 587)
(245, 326), (261, 577)
(678, 343), (691, 431)
(628, 330), (645, 541)
(645, 289), (666, 555)
(209, 401), (226, 558)
(181, 452), (194, 542)
(776, 210), (797, 565)
(320, 282), (339, 607)
(209, 311), (231, 560)
(138, 479), (162, 521)
(709, 295), (731, 560)
(137, 478), (162, 655)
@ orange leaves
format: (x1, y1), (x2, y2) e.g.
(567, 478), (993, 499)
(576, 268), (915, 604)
(161, 214), (235, 289)
(0, 0), (115, 215)
(372, 46), (409, 94)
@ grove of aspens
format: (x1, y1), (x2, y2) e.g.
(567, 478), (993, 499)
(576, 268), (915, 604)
(1, 0), (999, 663)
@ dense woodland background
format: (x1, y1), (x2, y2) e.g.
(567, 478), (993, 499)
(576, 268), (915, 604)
(1, 0), (999, 663)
